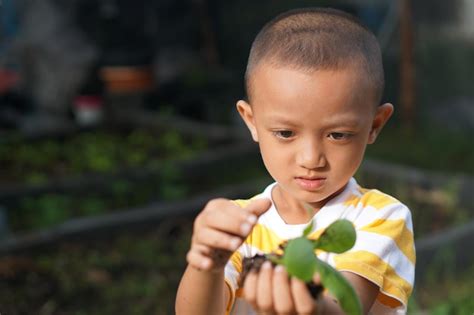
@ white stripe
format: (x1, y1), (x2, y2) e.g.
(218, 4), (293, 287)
(224, 260), (239, 291)
(239, 243), (265, 258)
(348, 231), (414, 285)
(342, 203), (414, 233)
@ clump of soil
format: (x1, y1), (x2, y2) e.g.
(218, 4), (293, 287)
(240, 254), (323, 299)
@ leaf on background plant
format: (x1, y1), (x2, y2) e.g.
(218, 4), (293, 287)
(282, 237), (316, 282)
(315, 258), (362, 315)
(315, 219), (356, 253)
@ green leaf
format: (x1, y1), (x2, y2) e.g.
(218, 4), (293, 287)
(303, 220), (314, 237)
(315, 258), (362, 315)
(282, 237), (316, 282)
(315, 219), (356, 253)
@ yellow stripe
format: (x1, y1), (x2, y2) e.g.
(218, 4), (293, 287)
(359, 219), (416, 264)
(343, 189), (399, 210)
(236, 287), (244, 298)
(377, 292), (402, 308)
(232, 199), (253, 208)
(224, 278), (235, 315)
(229, 250), (243, 273)
(334, 250), (413, 306)
(232, 194), (262, 209)
(244, 223), (283, 253)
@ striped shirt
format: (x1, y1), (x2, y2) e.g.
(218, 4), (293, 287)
(224, 178), (415, 315)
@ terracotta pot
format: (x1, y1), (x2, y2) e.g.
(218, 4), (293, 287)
(100, 66), (154, 93)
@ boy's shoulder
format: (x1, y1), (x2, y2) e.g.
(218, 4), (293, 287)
(341, 183), (404, 211)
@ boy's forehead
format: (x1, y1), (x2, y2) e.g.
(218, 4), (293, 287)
(248, 62), (375, 108)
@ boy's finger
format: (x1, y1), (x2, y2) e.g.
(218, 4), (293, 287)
(273, 265), (295, 314)
(204, 206), (258, 237)
(256, 261), (274, 312)
(243, 270), (258, 309)
(186, 247), (213, 271)
(244, 198), (272, 217)
(291, 277), (316, 314)
(195, 227), (242, 252)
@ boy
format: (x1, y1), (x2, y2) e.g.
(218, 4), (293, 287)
(176, 7), (415, 315)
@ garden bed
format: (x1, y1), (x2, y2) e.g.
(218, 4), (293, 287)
(0, 179), (272, 315)
(0, 217), (193, 315)
(0, 113), (264, 235)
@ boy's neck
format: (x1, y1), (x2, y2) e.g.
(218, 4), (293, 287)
(272, 185), (319, 225)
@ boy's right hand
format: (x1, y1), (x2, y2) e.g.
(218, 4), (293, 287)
(187, 198), (272, 272)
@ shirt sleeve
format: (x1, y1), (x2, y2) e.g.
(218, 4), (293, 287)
(332, 202), (415, 312)
(224, 196), (261, 314)
(224, 249), (244, 314)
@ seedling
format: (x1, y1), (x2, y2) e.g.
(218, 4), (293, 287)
(241, 211), (362, 315)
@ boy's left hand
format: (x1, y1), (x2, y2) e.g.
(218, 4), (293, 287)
(243, 261), (322, 314)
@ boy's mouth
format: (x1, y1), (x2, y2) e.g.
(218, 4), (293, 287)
(295, 176), (326, 190)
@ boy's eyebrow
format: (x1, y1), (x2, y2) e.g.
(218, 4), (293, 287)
(321, 116), (362, 128)
(264, 115), (299, 126)
(265, 114), (363, 128)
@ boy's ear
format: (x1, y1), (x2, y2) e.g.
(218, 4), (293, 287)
(236, 100), (259, 142)
(368, 103), (394, 144)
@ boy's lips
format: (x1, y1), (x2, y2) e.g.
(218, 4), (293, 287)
(295, 176), (326, 190)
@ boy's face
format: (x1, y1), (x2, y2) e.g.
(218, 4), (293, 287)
(238, 64), (393, 208)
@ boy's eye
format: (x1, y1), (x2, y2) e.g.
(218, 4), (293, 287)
(328, 132), (351, 140)
(273, 130), (294, 139)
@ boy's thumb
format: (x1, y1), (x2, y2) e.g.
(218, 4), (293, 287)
(245, 198), (272, 217)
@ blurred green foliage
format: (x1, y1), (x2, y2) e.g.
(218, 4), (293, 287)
(409, 264), (474, 315)
(1, 127), (209, 232)
(0, 223), (192, 315)
(0, 128), (206, 184)
(7, 163), (189, 233)
(366, 124), (473, 174)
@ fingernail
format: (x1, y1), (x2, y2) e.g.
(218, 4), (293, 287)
(230, 238), (240, 250)
(241, 222), (251, 235)
(247, 214), (257, 224)
(262, 261), (272, 270)
(275, 265), (285, 273)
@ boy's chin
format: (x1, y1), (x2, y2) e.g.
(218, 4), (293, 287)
(293, 190), (332, 205)
(295, 188), (344, 206)
(277, 182), (340, 206)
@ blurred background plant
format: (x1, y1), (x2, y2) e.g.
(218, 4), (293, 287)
(0, 0), (473, 314)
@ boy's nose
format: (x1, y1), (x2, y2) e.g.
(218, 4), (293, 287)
(296, 140), (327, 170)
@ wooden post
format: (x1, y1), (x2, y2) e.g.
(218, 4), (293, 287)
(400, 0), (416, 128)
(193, 0), (220, 67)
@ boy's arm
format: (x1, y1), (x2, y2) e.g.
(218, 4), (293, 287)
(176, 198), (272, 315)
(176, 266), (229, 314)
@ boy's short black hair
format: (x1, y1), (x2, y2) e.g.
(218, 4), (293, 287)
(245, 7), (384, 104)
